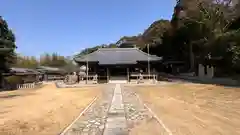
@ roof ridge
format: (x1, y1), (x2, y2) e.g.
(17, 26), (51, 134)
(97, 48), (137, 51)
(74, 47), (163, 63)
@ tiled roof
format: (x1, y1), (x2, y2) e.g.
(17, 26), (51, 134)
(74, 48), (162, 65)
(36, 66), (66, 74)
(37, 66), (61, 71)
(10, 68), (40, 75)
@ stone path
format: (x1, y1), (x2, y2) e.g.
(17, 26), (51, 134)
(61, 84), (167, 135)
(122, 86), (153, 129)
(62, 85), (114, 135)
(103, 84), (128, 135)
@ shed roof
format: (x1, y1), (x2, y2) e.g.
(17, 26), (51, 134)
(74, 48), (162, 65)
(36, 66), (66, 74)
(8, 68), (40, 75)
(37, 66), (61, 71)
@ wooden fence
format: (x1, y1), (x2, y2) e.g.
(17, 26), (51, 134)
(17, 83), (35, 89)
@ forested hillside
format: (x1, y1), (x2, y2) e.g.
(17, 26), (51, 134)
(1, 0), (240, 75)
(77, 0), (240, 75)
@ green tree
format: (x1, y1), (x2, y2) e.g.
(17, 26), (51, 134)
(0, 16), (17, 72)
(40, 53), (68, 68)
(76, 43), (118, 56)
(169, 0), (236, 71)
(40, 53), (52, 66)
(116, 36), (144, 48)
(0, 16), (17, 88)
(142, 19), (171, 45)
(108, 43), (118, 48)
(62, 56), (79, 73)
(13, 55), (39, 68)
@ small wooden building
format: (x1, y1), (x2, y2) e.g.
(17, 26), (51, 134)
(74, 48), (162, 83)
(4, 68), (41, 80)
(36, 66), (67, 81)
(1, 67), (41, 90)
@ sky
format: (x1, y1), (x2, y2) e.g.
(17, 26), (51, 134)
(2, 0), (176, 57)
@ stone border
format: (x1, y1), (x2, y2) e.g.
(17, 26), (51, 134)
(124, 83), (158, 86)
(55, 81), (160, 88)
(134, 93), (173, 135)
(103, 84), (128, 135)
(55, 82), (104, 88)
(59, 96), (98, 135)
(59, 84), (115, 135)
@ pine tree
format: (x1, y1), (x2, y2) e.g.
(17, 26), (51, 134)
(0, 16), (17, 72)
(0, 16), (17, 88)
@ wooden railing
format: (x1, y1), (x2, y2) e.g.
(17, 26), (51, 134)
(130, 72), (158, 80)
(47, 76), (65, 80)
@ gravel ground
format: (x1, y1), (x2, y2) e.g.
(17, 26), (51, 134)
(122, 85), (167, 135)
(62, 85), (114, 135)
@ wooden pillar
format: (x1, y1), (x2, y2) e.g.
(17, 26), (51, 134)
(44, 74), (48, 81)
(94, 66), (97, 74)
(94, 65), (97, 84)
(127, 68), (129, 83)
(107, 68), (109, 83)
(86, 64), (88, 84)
(35, 75), (38, 82)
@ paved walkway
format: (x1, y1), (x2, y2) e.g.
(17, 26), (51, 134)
(103, 84), (128, 135)
(62, 85), (114, 135)
(61, 84), (165, 135)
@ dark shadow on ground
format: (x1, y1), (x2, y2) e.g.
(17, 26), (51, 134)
(0, 94), (20, 99)
(158, 74), (240, 88)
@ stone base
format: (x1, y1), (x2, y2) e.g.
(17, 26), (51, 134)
(55, 81), (100, 88)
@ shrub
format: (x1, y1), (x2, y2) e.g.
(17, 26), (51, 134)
(5, 76), (23, 85)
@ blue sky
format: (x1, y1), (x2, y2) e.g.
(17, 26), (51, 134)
(2, 0), (175, 57)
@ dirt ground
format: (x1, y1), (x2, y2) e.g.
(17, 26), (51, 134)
(129, 117), (169, 135)
(0, 83), (101, 135)
(131, 82), (240, 135)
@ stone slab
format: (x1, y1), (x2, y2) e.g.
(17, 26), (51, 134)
(103, 84), (128, 135)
